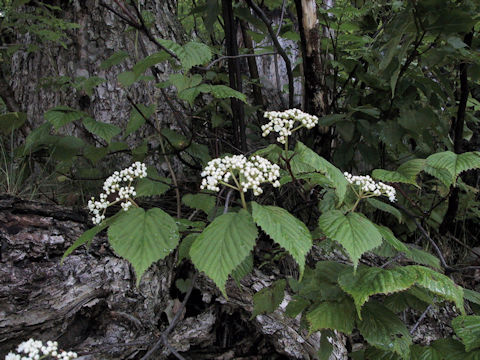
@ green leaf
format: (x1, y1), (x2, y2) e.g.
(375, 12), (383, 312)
(126, 104), (155, 136)
(318, 210), (383, 269)
(133, 51), (169, 76)
(252, 202), (312, 277)
(339, 266), (417, 317)
(358, 301), (412, 359)
(100, 50), (129, 69)
(411, 265), (464, 313)
(376, 225), (409, 254)
(24, 122), (52, 152)
(107, 207), (180, 285)
(372, 159), (425, 186)
(306, 297), (356, 334)
(158, 39), (212, 71)
(182, 193), (216, 215)
(135, 178), (169, 197)
(232, 253), (253, 283)
(0, 112), (27, 134)
(82, 117), (121, 143)
(464, 289), (480, 306)
(252, 279), (286, 317)
(285, 296), (310, 318)
(209, 85), (247, 103)
(45, 106), (84, 130)
(367, 198), (403, 223)
(452, 315), (480, 352)
(405, 246), (441, 270)
(51, 136), (84, 161)
(84, 145), (109, 164)
(177, 233), (198, 264)
(118, 71), (137, 87)
(426, 151), (480, 186)
(190, 210), (258, 295)
(294, 141), (348, 204)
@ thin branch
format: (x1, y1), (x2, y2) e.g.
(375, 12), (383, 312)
(205, 52), (277, 70)
(245, 0), (294, 108)
(140, 273), (198, 360)
(410, 305), (432, 335)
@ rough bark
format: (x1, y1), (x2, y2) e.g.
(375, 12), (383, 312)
(0, 195), (348, 359)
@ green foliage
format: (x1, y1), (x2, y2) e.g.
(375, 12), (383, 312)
(307, 297), (356, 334)
(108, 208), (179, 285)
(318, 210), (383, 269)
(252, 279), (286, 317)
(251, 202), (312, 277)
(182, 193), (216, 215)
(190, 210), (257, 296)
(452, 316), (480, 352)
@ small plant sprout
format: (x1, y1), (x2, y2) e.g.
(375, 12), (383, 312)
(87, 162), (147, 224)
(344, 172), (397, 211)
(261, 108), (319, 147)
(5, 338), (78, 360)
(200, 155), (281, 209)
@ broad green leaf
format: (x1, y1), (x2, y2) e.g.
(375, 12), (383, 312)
(232, 253), (253, 283)
(100, 50), (129, 69)
(108, 207), (180, 285)
(135, 178), (169, 197)
(464, 289), (480, 306)
(306, 297), (356, 334)
(118, 71), (137, 87)
(82, 117), (121, 143)
(158, 39), (212, 71)
(358, 301), (412, 358)
(285, 296), (310, 318)
(318, 330), (335, 360)
(182, 193), (216, 215)
(384, 291), (429, 313)
(190, 210), (258, 295)
(339, 266), (417, 317)
(252, 202), (312, 277)
(209, 85), (247, 102)
(177, 233), (198, 264)
(426, 151), (480, 186)
(169, 73), (203, 92)
(318, 210), (383, 269)
(376, 225), (409, 253)
(24, 122), (52, 152)
(294, 141), (348, 204)
(372, 159), (425, 186)
(45, 106), (84, 130)
(0, 112), (27, 134)
(406, 246), (441, 270)
(133, 51), (169, 76)
(252, 279), (286, 317)
(51, 136), (84, 161)
(452, 315), (480, 352)
(411, 265), (464, 313)
(83, 145), (108, 164)
(430, 338), (471, 360)
(367, 198), (403, 223)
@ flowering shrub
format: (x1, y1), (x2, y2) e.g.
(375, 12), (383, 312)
(261, 108), (318, 144)
(5, 339), (77, 360)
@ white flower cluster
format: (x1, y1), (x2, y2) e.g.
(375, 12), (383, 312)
(200, 155), (281, 195)
(87, 162), (147, 224)
(262, 108), (319, 144)
(5, 339), (77, 360)
(344, 172), (396, 202)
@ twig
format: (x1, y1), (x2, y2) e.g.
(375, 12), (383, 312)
(224, 188), (234, 214)
(245, 0), (294, 108)
(140, 273), (198, 360)
(410, 305), (432, 334)
(205, 52), (277, 70)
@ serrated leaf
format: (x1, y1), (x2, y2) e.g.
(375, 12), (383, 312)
(107, 207), (179, 285)
(318, 330), (335, 360)
(0, 112), (27, 134)
(452, 315), (480, 352)
(372, 159), (425, 186)
(358, 301), (412, 359)
(158, 39), (212, 71)
(133, 51), (169, 76)
(83, 117), (121, 143)
(177, 233), (198, 264)
(232, 253), (253, 283)
(182, 193), (216, 214)
(426, 151), (480, 186)
(406, 246), (441, 270)
(285, 296), (310, 318)
(209, 85), (247, 102)
(318, 210), (383, 269)
(464, 289), (480, 306)
(367, 198), (403, 223)
(118, 71), (137, 87)
(84, 145), (108, 164)
(411, 265), (464, 313)
(252, 279), (286, 317)
(100, 50), (129, 69)
(294, 142), (348, 204)
(45, 106), (84, 130)
(190, 210), (257, 296)
(252, 202), (312, 277)
(376, 225), (409, 254)
(135, 178), (169, 197)
(307, 297), (356, 334)
(126, 104), (155, 136)
(339, 266), (417, 317)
